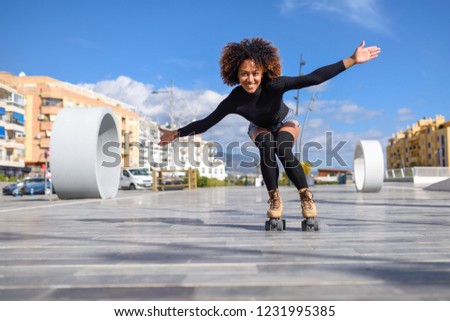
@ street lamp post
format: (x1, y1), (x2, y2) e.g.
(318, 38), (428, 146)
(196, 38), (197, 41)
(294, 54), (306, 157)
(152, 81), (175, 170)
(298, 93), (316, 161)
(294, 54), (306, 118)
(152, 80), (174, 128)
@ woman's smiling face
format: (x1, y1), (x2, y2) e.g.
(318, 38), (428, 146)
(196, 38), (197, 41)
(238, 59), (263, 94)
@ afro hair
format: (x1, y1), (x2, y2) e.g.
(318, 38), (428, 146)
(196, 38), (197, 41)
(219, 38), (281, 86)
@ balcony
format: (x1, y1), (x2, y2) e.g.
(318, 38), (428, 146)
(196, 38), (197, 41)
(39, 138), (51, 148)
(40, 121), (53, 131)
(2, 140), (25, 150)
(4, 122), (24, 132)
(0, 158), (25, 168)
(5, 104), (25, 114)
(40, 88), (66, 101)
(41, 105), (62, 115)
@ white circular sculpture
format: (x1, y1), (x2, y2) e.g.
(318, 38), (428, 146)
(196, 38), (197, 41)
(353, 140), (384, 192)
(50, 107), (121, 199)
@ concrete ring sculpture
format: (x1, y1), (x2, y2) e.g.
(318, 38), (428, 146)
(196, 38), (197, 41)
(353, 140), (384, 192)
(50, 107), (121, 199)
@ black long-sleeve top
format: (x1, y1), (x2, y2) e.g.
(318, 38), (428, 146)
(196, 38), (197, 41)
(177, 60), (346, 137)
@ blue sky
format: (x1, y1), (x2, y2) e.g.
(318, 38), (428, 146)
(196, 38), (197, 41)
(2, 0), (450, 169)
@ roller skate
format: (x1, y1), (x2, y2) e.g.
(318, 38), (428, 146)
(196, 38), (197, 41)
(265, 189), (286, 231)
(299, 188), (320, 231)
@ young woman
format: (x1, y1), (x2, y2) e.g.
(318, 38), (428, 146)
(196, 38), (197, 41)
(159, 38), (380, 225)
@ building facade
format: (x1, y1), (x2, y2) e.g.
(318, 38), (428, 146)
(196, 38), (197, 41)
(139, 117), (164, 169)
(138, 120), (227, 180)
(0, 72), (140, 175)
(176, 135), (226, 180)
(387, 115), (450, 169)
(0, 83), (27, 177)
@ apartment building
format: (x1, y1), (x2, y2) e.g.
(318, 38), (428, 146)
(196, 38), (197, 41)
(137, 118), (226, 180)
(0, 72), (140, 174)
(387, 115), (450, 169)
(0, 83), (26, 177)
(176, 135), (226, 180)
(139, 117), (164, 169)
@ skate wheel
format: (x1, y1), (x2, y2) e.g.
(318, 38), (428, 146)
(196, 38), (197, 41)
(276, 220), (283, 231)
(270, 218), (278, 231)
(265, 218), (285, 231)
(314, 219), (320, 231)
(301, 218), (319, 231)
(301, 219), (307, 231)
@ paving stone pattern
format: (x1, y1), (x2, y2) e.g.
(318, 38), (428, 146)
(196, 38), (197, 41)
(0, 183), (449, 300)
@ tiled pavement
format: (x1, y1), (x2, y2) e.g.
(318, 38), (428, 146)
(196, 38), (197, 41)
(1, 183), (449, 300)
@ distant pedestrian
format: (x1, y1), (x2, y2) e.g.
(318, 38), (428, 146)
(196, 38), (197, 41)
(160, 38), (380, 226)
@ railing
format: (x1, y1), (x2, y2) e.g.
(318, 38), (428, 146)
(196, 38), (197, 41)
(385, 168), (414, 179)
(385, 167), (450, 179)
(385, 167), (450, 185)
(412, 167), (450, 177)
(152, 168), (197, 191)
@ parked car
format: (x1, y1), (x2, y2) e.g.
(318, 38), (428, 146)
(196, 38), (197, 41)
(19, 178), (55, 196)
(119, 167), (152, 190)
(2, 177), (48, 196)
(2, 181), (21, 196)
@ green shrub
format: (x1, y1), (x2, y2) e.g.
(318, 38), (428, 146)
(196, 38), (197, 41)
(0, 174), (21, 182)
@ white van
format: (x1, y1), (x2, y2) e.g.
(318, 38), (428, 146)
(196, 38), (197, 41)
(120, 167), (152, 190)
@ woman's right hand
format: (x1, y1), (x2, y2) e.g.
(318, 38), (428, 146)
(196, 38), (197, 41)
(158, 128), (179, 146)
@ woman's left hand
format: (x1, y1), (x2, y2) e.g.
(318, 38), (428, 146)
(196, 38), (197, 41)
(352, 40), (381, 64)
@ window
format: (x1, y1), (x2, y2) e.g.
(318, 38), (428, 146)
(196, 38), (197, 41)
(11, 93), (25, 106)
(42, 98), (62, 106)
(12, 112), (25, 125)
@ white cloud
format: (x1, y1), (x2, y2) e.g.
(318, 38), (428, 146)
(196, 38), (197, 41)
(396, 107), (415, 122)
(280, 0), (390, 34)
(340, 103), (364, 113)
(77, 76), (249, 146)
(321, 101), (382, 124)
(79, 75), (155, 112)
(307, 118), (324, 128)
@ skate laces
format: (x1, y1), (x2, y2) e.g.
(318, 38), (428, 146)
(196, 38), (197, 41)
(300, 189), (314, 210)
(268, 190), (281, 210)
